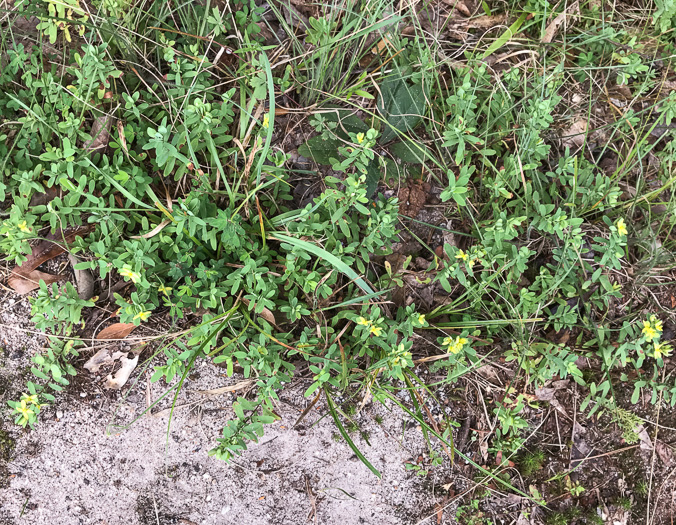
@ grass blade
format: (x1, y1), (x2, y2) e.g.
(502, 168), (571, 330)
(481, 13), (527, 60)
(269, 232), (375, 295)
(325, 388), (381, 478)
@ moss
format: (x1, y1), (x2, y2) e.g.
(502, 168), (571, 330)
(0, 427), (15, 491)
(0, 429), (15, 462)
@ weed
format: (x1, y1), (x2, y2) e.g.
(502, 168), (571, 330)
(635, 480), (649, 497)
(616, 496), (632, 510)
(519, 449), (546, 477)
(1, 0), (675, 497)
(545, 512), (569, 525)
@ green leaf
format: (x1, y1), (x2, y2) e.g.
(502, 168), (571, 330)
(377, 71), (426, 143)
(320, 107), (370, 139)
(298, 136), (342, 165)
(389, 140), (434, 164)
(364, 162), (379, 198)
(298, 107), (370, 165)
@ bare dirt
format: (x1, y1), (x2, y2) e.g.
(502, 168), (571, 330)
(0, 293), (459, 525)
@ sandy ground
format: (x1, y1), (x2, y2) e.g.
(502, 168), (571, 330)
(0, 295), (453, 525)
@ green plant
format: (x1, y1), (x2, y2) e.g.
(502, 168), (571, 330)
(519, 449), (546, 477)
(1, 0), (675, 502)
(405, 449), (443, 477)
(611, 407), (643, 444)
(456, 499), (490, 525)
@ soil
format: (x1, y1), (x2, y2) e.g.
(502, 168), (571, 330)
(0, 293), (461, 525)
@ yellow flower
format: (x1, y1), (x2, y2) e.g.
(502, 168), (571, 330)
(262, 114), (270, 129)
(356, 132), (365, 144)
(369, 325), (383, 337)
(455, 249), (468, 261)
(158, 284), (172, 295)
(133, 310), (151, 322)
(16, 400), (34, 419)
(22, 394), (39, 405)
(356, 316), (371, 327)
(444, 336), (468, 354)
(642, 321), (658, 342)
(17, 221), (31, 233)
(616, 218), (628, 236)
(416, 314), (426, 325)
(119, 267), (141, 284)
(650, 315), (663, 333)
(653, 342), (672, 360)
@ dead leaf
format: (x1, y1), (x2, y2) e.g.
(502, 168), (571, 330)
(8, 226), (94, 294)
(439, 0), (470, 16)
(636, 425), (653, 450)
(542, 11), (566, 43)
(196, 380), (256, 396)
(116, 119), (129, 157)
(542, 2), (579, 43)
(105, 354), (139, 389)
(656, 440), (674, 466)
(241, 298), (277, 325)
(479, 438), (489, 462)
(68, 254), (94, 300)
(466, 14), (508, 29)
(435, 501), (444, 524)
(535, 380), (569, 401)
(8, 268), (67, 294)
(83, 115), (112, 152)
(476, 364), (501, 384)
(570, 422), (592, 468)
(84, 348), (127, 374)
(97, 322), (137, 340)
(130, 219), (170, 240)
(29, 186), (61, 208)
(561, 117), (588, 150)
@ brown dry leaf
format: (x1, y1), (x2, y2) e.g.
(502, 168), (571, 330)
(195, 380), (255, 396)
(439, 0), (471, 16)
(534, 380), (569, 401)
(130, 219), (170, 240)
(561, 117), (588, 150)
(241, 298), (277, 325)
(542, 2), (579, 43)
(8, 268), (67, 294)
(541, 11), (566, 43)
(636, 425), (653, 450)
(656, 440), (674, 466)
(116, 119), (129, 157)
(8, 225), (94, 294)
(466, 14), (508, 29)
(105, 354), (139, 389)
(29, 185), (61, 208)
(97, 322), (137, 340)
(83, 115), (112, 152)
(476, 364), (501, 384)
